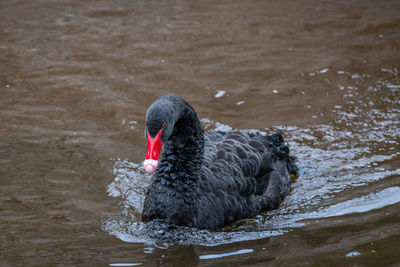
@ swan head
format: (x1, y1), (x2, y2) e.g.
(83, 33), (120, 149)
(143, 95), (180, 174)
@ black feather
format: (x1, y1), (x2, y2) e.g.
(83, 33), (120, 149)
(142, 94), (298, 230)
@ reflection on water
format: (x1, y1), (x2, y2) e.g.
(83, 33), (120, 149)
(1, 0), (399, 265)
(199, 248), (253, 260)
(109, 263), (143, 267)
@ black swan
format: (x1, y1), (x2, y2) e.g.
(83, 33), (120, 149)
(142, 94), (298, 230)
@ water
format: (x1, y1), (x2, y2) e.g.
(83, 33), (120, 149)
(1, 0), (399, 265)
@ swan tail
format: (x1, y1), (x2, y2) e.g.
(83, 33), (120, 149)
(269, 132), (299, 179)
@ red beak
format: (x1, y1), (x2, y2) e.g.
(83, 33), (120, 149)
(143, 128), (163, 174)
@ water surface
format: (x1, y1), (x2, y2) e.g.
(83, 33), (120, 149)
(1, 0), (399, 265)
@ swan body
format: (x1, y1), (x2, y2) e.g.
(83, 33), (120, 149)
(142, 94), (298, 230)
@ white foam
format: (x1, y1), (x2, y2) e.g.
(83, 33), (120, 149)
(214, 90), (226, 98)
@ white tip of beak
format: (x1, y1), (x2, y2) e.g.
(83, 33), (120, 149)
(144, 159), (158, 174)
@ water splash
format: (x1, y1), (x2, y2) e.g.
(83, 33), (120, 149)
(103, 120), (399, 246)
(103, 68), (400, 247)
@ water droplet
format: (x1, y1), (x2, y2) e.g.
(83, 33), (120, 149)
(214, 90), (226, 98)
(346, 251), (361, 257)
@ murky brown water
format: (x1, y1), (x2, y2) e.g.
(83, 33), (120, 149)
(1, 0), (399, 265)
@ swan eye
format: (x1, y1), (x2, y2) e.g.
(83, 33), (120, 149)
(162, 123), (167, 129)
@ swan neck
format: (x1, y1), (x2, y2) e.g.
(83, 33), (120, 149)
(157, 105), (204, 181)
